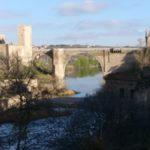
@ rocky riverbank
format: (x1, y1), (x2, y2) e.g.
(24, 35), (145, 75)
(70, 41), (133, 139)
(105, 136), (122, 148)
(0, 96), (83, 123)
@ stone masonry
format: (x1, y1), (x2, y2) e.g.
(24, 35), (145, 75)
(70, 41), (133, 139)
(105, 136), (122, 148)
(0, 25), (32, 65)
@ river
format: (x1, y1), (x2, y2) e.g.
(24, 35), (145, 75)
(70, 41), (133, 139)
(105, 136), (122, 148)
(65, 71), (104, 97)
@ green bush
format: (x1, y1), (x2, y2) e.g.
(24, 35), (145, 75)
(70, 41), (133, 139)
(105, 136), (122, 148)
(73, 56), (100, 68)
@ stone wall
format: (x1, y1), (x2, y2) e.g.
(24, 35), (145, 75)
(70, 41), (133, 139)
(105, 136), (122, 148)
(0, 79), (38, 111)
(0, 44), (8, 56)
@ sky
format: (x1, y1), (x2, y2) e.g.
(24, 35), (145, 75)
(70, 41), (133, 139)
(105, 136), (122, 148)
(0, 0), (150, 46)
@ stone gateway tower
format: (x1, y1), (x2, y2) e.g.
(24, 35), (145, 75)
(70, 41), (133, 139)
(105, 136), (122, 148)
(18, 25), (32, 64)
(0, 25), (32, 66)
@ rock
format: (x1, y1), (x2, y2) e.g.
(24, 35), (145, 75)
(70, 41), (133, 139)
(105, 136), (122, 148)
(57, 89), (77, 96)
(0, 95), (23, 111)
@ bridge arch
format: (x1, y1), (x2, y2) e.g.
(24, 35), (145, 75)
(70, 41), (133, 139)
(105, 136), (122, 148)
(63, 52), (104, 75)
(32, 49), (53, 60)
(52, 48), (107, 89)
(33, 53), (53, 74)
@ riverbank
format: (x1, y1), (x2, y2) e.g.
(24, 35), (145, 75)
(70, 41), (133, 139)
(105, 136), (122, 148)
(40, 88), (78, 98)
(0, 97), (83, 124)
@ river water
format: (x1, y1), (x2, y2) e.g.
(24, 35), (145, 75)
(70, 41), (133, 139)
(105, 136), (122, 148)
(65, 71), (104, 97)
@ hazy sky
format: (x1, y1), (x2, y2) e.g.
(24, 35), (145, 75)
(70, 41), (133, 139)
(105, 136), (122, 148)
(0, 0), (150, 46)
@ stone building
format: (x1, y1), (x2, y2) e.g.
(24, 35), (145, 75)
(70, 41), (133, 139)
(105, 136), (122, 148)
(0, 25), (32, 65)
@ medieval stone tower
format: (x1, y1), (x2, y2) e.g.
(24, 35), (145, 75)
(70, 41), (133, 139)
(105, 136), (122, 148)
(18, 25), (32, 64)
(145, 30), (150, 48)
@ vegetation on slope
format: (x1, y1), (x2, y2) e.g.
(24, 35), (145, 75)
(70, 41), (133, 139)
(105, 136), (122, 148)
(72, 55), (100, 69)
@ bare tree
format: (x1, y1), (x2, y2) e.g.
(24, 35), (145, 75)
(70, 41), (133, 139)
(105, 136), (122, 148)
(0, 54), (35, 150)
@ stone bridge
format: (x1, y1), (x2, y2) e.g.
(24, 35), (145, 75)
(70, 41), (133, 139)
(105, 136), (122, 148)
(33, 47), (143, 88)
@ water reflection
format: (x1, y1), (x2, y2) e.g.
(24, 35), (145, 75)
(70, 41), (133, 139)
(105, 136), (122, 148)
(65, 70), (104, 97)
(66, 67), (101, 78)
